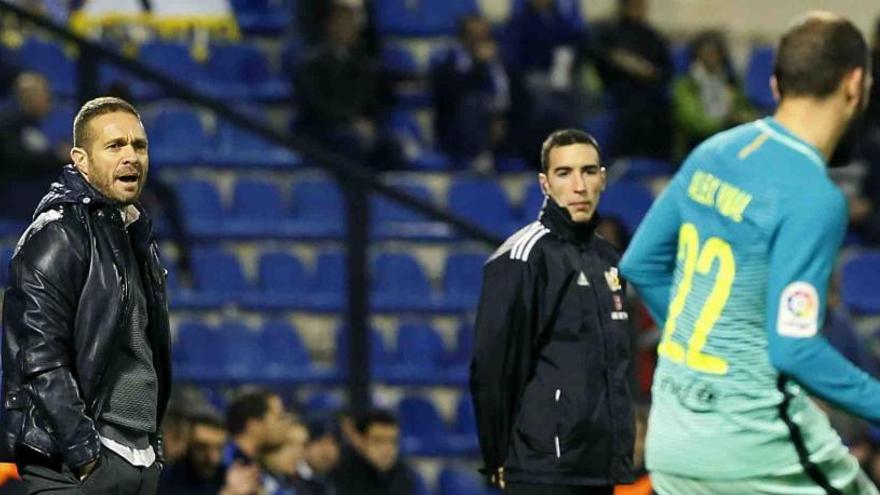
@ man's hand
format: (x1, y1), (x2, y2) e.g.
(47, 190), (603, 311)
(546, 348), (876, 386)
(77, 458), (99, 481)
(490, 466), (505, 489)
(219, 461), (261, 495)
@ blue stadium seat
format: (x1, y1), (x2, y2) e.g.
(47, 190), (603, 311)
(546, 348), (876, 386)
(584, 111), (618, 158)
(597, 181), (654, 235)
(290, 179), (345, 238)
(259, 320), (312, 380)
(386, 111), (450, 169)
(174, 321), (224, 380)
(244, 251), (312, 310)
(842, 252), (880, 314)
(372, 182), (448, 239)
(140, 41), (205, 86)
(40, 104), (75, 147)
(371, 253), (434, 311)
(173, 179), (225, 237)
(617, 157), (676, 180)
(313, 251), (346, 310)
(190, 247), (249, 304)
(520, 181), (546, 224)
(745, 45), (776, 110)
(381, 44), (421, 77)
(449, 322), (474, 368)
(437, 467), (489, 495)
(146, 106), (210, 164)
(335, 326), (391, 378)
(398, 396), (448, 455)
(221, 320), (264, 380)
(305, 392), (345, 415)
(375, 0), (478, 36)
(448, 394), (479, 453)
(203, 44), (290, 101)
(448, 179), (519, 237)
(442, 253), (485, 310)
(389, 323), (446, 383)
(228, 179), (285, 236)
(229, 0), (294, 35)
(18, 38), (76, 97)
(212, 120), (300, 168)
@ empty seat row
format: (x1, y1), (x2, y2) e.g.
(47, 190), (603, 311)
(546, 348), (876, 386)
(398, 395), (478, 456)
(173, 248), (484, 312)
(172, 176), (656, 240)
(173, 319), (474, 386)
(7, 38), (292, 101)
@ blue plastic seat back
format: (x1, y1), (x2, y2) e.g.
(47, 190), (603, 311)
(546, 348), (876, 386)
(291, 178), (344, 224)
(395, 323), (446, 367)
(372, 253), (431, 299)
(841, 252), (880, 314)
(597, 181), (654, 235)
(443, 253), (485, 304)
(232, 179), (285, 220)
(745, 45), (776, 110)
(206, 44), (272, 83)
(191, 247), (248, 293)
(258, 251), (311, 294)
(174, 178), (224, 223)
(260, 320), (311, 367)
(447, 179), (516, 236)
(140, 42), (204, 83)
(398, 396), (446, 443)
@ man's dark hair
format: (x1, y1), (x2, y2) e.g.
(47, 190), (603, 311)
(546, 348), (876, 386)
(226, 389), (274, 436)
(774, 12), (869, 100)
(189, 406), (226, 431)
(540, 129), (601, 173)
(355, 408), (398, 434)
(72, 96), (141, 149)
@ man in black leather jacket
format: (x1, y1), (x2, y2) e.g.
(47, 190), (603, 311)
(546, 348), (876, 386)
(1, 97), (171, 494)
(470, 129), (634, 494)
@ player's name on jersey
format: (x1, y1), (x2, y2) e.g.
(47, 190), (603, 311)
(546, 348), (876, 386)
(687, 170), (753, 223)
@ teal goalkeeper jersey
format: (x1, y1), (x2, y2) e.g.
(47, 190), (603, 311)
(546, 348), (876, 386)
(621, 117), (880, 479)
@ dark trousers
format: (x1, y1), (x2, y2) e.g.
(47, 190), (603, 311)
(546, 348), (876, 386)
(506, 482), (614, 495)
(19, 448), (160, 494)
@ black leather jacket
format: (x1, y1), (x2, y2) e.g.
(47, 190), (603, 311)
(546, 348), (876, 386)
(1, 165), (172, 470)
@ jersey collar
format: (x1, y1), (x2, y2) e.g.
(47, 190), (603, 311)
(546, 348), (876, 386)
(755, 117), (826, 171)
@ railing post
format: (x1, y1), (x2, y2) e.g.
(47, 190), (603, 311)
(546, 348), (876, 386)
(342, 175), (371, 414)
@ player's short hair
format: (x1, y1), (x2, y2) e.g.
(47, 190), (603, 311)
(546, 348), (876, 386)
(355, 408), (399, 434)
(540, 129), (601, 173)
(226, 389), (276, 436)
(774, 12), (869, 100)
(73, 96), (141, 149)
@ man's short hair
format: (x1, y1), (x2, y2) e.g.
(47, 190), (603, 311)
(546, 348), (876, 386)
(774, 12), (869, 100)
(72, 96), (141, 149)
(189, 405), (226, 431)
(226, 389), (275, 436)
(355, 408), (398, 434)
(540, 129), (601, 173)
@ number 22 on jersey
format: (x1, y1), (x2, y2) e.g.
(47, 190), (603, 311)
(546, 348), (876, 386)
(657, 223), (735, 375)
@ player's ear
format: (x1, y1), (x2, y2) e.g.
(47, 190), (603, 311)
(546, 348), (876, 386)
(71, 146), (89, 177)
(600, 167), (607, 192)
(770, 76), (781, 103)
(538, 173), (550, 196)
(843, 66), (865, 104)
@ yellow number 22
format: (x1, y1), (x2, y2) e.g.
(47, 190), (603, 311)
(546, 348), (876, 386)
(657, 223), (735, 375)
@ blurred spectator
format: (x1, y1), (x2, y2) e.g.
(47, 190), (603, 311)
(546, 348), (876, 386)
(297, 416), (342, 495)
(0, 46), (20, 100)
(430, 15), (509, 169)
(593, 0), (673, 159)
(225, 389), (288, 466)
(260, 419), (310, 495)
(160, 408), (262, 495)
(672, 31), (756, 160)
(295, 2), (397, 169)
(329, 409), (419, 495)
(0, 72), (66, 182)
(0, 72), (68, 222)
(503, 0), (589, 163)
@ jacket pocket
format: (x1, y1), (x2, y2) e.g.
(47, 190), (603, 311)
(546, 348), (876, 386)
(557, 386), (611, 472)
(514, 381), (559, 456)
(0, 389), (25, 461)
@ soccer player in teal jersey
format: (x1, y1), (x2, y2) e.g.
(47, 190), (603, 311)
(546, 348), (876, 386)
(620, 12), (880, 495)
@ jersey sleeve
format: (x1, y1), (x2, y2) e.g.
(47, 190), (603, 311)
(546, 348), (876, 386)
(766, 182), (880, 422)
(620, 171), (687, 325)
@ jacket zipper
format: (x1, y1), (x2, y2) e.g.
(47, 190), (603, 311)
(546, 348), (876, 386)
(554, 388), (562, 458)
